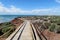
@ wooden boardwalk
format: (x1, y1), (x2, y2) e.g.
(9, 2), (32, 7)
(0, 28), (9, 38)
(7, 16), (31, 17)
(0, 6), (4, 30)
(6, 20), (40, 40)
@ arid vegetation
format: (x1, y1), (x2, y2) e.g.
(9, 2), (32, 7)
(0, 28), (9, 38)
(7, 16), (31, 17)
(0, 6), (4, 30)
(31, 16), (60, 40)
(0, 18), (23, 40)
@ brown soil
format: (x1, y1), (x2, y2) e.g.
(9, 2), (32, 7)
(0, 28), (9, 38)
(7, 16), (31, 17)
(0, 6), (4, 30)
(11, 18), (23, 28)
(43, 30), (60, 40)
(0, 38), (6, 40)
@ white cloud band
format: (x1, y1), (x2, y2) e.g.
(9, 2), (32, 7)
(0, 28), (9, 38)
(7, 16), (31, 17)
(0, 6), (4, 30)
(0, 2), (60, 15)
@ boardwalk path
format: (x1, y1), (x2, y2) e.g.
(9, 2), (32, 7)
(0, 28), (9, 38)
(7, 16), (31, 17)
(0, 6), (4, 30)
(6, 20), (40, 40)
(20, 21), (33, 40)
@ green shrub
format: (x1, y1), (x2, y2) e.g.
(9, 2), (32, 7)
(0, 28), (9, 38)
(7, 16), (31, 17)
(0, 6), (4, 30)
(49, 23), (56, 32)
(54, 26), (60, 33)
(44, 22), (51, 29)
(2, 27), (11, 33)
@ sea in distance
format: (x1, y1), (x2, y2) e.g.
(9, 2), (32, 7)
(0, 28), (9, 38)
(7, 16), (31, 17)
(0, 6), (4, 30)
(0, 15), (36, 23)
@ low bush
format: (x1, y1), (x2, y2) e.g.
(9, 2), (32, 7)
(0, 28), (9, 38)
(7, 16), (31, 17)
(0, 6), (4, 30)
(49, 23), (56, 32)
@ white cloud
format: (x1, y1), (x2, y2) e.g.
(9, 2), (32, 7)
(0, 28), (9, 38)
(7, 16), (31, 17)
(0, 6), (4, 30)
(55, 0), (60, 3)
(0, 2), (60, 15)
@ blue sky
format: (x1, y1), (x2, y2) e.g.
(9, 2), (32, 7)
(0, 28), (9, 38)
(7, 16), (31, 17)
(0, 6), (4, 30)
(0, 0), (60, 15)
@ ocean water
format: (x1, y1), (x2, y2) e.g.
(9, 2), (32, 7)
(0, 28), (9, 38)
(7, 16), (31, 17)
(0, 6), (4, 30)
(0, 15), (22, 23)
